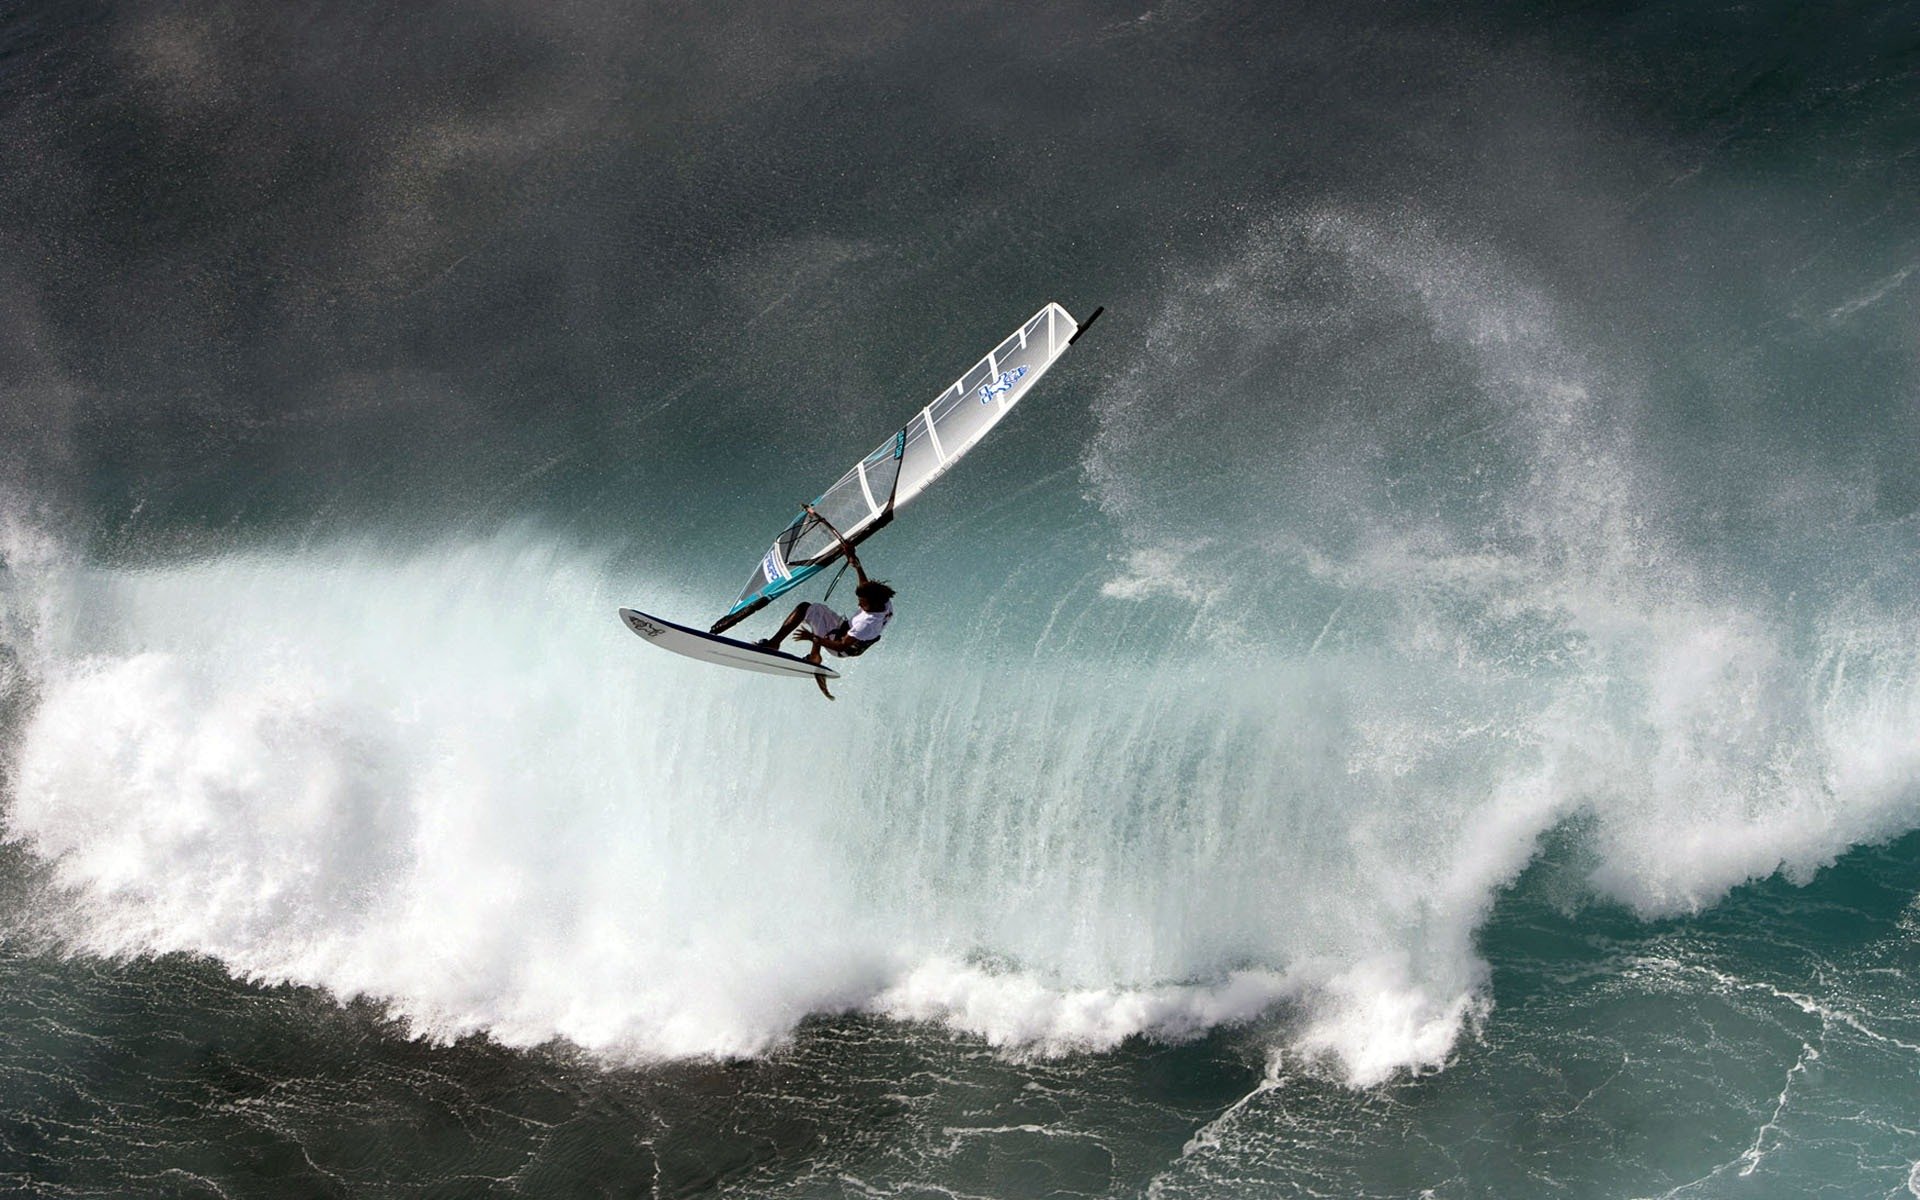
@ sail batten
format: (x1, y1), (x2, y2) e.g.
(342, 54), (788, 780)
(710, 302), (1093, 634)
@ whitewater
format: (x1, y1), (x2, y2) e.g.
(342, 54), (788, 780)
(5, 217), (1915, 1095)
(2, 0), (1918, 1193)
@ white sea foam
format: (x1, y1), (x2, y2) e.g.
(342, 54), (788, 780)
(10, 521), (1904, 1085)
(0, 521), (1547, 1079)
(875, 958), (1295, 1052)
(1082, 207), (1920, 1076)
(2, 211), (1916, 1086)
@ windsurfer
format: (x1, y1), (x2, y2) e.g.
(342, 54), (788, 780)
(757, 504), (895, 700)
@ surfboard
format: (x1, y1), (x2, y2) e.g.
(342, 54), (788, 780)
(617, 608), (840, 679)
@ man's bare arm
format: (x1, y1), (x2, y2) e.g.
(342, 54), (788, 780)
(797, 629), (861, 654)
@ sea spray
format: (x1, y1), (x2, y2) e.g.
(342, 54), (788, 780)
(0, 518), (1536, 1075)
(5, 487), (1911, 1085)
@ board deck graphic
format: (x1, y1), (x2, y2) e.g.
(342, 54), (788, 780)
(618, 608), (840, 679)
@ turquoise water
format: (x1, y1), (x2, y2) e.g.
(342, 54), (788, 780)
(2, 0), (1917, 1195)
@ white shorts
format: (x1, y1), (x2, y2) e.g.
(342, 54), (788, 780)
(802, 602), (848, 639)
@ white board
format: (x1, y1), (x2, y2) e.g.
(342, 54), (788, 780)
(618, 608), (840, 679)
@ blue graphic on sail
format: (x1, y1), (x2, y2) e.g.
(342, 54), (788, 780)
(977, 365), (1029, 404)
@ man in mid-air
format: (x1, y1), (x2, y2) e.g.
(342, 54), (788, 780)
(757, 504), (894, 700)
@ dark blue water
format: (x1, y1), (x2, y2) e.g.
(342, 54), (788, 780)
(2, 0), (1916, 1195)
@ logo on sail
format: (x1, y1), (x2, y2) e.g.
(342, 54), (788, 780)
(976, 365), (1028, 405)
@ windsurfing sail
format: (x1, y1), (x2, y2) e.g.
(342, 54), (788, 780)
(711, 301), (1102, 634)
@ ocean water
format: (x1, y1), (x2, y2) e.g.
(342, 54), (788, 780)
(1, 0), (1917, 1195)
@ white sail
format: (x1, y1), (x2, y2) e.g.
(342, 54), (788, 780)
(715, 301), (1097, 630)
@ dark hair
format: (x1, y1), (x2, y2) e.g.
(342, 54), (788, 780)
(855, 579), (895, 607)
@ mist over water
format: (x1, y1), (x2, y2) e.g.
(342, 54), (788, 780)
(2, 0), (1918, 1194)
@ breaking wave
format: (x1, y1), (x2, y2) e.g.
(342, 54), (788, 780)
(2, 210), (1916, 1085)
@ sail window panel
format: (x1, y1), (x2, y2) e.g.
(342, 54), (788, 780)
(863, 432), (906, 504)
(896, 412), (942, 496)
(734, 510), (805, 605)
(733, 563), (773, 607)
(735, 540), (783, 604)
(788, 472), (872, 564)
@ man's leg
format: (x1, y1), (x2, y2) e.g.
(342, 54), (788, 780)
(793, 619), (836, 700)
(756, 603), (809, 649)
